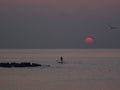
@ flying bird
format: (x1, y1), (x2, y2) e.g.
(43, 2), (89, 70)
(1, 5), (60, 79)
(108, 25), (119, 30)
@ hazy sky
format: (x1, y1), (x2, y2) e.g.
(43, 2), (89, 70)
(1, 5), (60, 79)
(0, 0), (120, 49)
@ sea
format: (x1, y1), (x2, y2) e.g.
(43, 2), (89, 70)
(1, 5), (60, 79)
(0, 49), (120, 90)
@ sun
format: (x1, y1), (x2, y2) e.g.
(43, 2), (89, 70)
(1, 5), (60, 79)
(84, 37), (94, 44)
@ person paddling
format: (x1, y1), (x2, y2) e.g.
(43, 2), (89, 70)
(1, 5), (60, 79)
(56, 56), (64, 64)
(60, 56), (63, 64)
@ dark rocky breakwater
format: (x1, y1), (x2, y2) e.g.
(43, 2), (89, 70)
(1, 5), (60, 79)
(0, 62), (50, 68)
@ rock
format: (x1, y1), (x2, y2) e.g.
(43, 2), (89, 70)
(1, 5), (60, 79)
(0, 63), (12, 68)
(0, 62), (50, 68)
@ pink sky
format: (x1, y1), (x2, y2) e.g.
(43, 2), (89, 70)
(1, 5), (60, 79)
(0, 0), (120, 18)
(1, 0), (120, 11)
(0, 0), (120, 48)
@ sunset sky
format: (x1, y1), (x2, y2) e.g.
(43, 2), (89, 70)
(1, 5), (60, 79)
(0, 0), (120, 48)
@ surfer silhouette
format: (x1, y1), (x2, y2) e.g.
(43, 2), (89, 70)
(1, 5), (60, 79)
(56, 56), (64, 64)
(60, 56), (63, 64)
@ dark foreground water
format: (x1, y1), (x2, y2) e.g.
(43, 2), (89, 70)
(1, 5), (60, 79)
(0, 49), (120, 90)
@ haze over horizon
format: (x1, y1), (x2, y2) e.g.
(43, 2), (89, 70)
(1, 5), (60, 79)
(0, 0), (120, 49)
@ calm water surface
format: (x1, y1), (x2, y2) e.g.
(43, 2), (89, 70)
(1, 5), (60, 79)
(0, 49), (120, 90)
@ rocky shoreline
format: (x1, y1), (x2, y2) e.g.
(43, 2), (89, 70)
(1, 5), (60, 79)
(0, 62), (50, 68)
